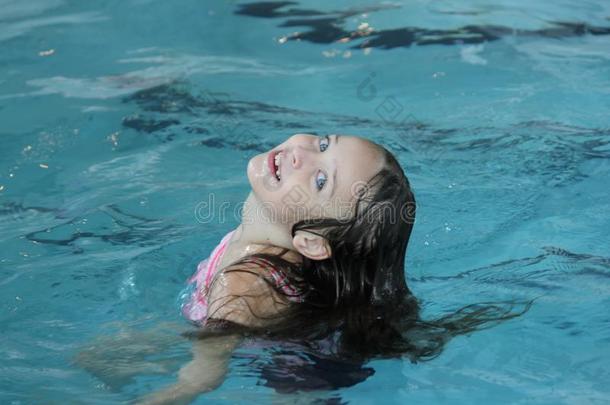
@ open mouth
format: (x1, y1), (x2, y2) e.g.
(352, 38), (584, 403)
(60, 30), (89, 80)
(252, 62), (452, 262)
(268, 150), (282, 181)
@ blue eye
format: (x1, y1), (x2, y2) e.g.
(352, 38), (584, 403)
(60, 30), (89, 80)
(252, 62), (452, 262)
(316, 171), (327, 190)
(319, 135), (330, 152)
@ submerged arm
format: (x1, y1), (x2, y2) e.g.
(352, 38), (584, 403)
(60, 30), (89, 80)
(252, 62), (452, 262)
(136, 266), (289, 405)
(136, 333), (240, 405)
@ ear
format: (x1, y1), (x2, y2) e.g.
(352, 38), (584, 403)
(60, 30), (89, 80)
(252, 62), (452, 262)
(292, 231), (332, 261)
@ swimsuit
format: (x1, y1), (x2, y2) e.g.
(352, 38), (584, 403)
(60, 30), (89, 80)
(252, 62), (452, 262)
(180, 230), (302, 325)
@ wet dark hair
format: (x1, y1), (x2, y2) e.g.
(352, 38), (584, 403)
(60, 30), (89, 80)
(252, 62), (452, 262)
(194, 142), (533, 363)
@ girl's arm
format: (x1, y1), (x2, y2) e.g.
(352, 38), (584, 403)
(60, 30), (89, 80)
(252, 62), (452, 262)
(136, 334), (240, 405)
(136, 267), (289, 405)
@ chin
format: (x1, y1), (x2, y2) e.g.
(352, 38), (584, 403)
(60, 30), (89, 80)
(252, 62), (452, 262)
(246, 151), (283, 199)
(246, 154), (267, 197)
(246, 156), (257, 187)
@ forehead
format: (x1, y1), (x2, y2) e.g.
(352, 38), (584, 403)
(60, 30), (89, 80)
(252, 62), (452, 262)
(332, 135), (384, 203)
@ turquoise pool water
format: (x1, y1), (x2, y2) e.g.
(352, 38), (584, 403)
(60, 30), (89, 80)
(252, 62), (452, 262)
(1, 0), (610, 403)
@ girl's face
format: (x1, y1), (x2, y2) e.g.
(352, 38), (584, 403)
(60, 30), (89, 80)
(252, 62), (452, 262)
(247, 134), (384, 226)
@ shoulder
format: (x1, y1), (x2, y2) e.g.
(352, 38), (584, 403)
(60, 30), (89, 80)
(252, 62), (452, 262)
(206, 260), (292, 328)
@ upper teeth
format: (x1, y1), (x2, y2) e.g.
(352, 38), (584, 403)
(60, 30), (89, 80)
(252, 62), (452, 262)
(274, 153), (281, 179)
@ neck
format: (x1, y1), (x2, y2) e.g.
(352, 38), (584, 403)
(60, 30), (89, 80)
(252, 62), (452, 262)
(232, 192), (295, 252)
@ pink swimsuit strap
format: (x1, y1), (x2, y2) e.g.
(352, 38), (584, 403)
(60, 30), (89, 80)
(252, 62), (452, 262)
(182, 230), (304, 325)
(247, 256), (302, 301)
(203, 230), (234, 289)
(200, 231), (301, 297)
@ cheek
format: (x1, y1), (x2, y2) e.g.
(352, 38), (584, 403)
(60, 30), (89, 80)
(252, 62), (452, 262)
(247, 156), (319, 223)
(330, 196), (356, 221)
(282, 175), (314, 209)
(273, 187), (317, 226)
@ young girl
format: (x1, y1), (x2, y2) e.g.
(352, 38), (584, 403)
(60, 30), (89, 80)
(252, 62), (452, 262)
(139, 133), (530, 405)
(181, 133), (413, 328)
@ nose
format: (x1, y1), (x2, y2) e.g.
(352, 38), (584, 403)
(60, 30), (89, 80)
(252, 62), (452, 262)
(285, 134), (316, 171)
(291, 147), (302, 169)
